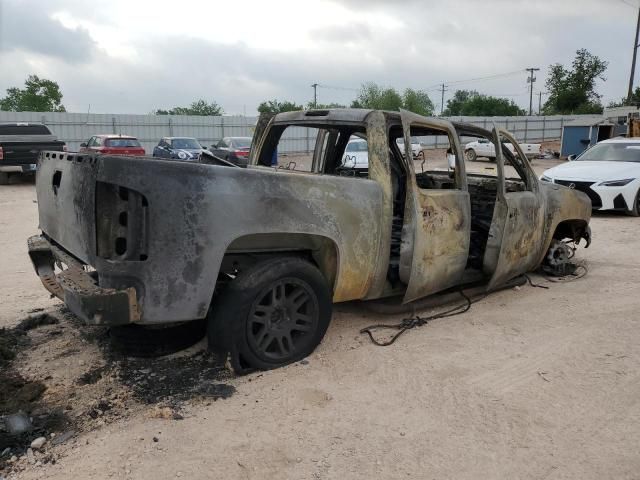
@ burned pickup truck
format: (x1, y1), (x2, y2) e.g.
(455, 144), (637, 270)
(28, 109), (591, 371)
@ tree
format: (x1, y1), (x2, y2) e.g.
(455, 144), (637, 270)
(608, 86), (640, 108)
(351, 82), (403, 110)
(442, 90), (524, 116)
(402, 88), (434, 116)
(257, 99), (303, 114)
(442, 90), (476, 116)
(543, 48), (608, 115)
(306, 102), (346, 109)
(0, 75), (66, 112)
(350, 82), (434, 114)
(154, 99), (223, 116)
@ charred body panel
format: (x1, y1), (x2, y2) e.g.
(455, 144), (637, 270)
(398, 111), (471, 302)
(32, 149), (384, 324)
(28, 110), (592, 335)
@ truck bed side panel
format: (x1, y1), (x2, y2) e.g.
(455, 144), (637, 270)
(36, 154), (384, 323)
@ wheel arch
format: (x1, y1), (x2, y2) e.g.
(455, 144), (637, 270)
(222, 232), (340, 293)
(552, 218), (589, 240)
(542, 218), (591, 262)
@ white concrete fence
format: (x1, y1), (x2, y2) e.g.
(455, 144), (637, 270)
(0, 110), (585, 154)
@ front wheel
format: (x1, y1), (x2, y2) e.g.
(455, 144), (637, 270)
(208, 257), (332, 373)
(626, 188), (640, 216)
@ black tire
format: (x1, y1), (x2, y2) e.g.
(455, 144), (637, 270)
(626, 188), (640, 217)
(0, 172), (10, 185)
(465, 149), (477, 162)
(109, 320), (206, 357)
(208, 256), (332, 373)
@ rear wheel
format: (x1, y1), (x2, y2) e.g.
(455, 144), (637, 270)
(208, 257), (332, 373)
(0, 172), (10, 185)
(465, 149), (477, 162)
(626, 188), (640, 216)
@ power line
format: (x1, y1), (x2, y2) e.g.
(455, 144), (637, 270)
(426, 69), (527, 90)
(620, 0), (639, 8)
(318, 69), (527, 95)
(317, 84), (360, 92)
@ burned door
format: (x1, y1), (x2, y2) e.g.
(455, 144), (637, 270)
(484, 128), (544, 290)
(398, 111), (471, 303)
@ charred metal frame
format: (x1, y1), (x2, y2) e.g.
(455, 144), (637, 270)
(28, 110), (591, 326)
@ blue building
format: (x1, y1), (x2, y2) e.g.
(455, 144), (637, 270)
(560, 116), (625, 158)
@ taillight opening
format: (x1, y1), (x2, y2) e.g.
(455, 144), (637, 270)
(96, 182), (149, 261)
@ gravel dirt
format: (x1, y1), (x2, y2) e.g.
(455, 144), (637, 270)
(1, 158), (639, 479)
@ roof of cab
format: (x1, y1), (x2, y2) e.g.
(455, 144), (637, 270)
(273, 108), (378, 124)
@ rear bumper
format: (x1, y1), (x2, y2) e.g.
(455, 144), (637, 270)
(27, 235), (140, 325)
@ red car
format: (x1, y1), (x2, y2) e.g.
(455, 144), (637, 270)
(79, 135), (145, 156)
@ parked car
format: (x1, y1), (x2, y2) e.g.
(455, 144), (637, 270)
(28, 109), (591, 373)
(153, 137), (204, 161)
(79, 135), (145, 156)
(341, 137), (369, 169)
(210, 137), (251, 166)
(465, 138), (541, 161)
(396, 136), (423, 159)
(540, 137), (640, 216)
(0, 123), (66, 184)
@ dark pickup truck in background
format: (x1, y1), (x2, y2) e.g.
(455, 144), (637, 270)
(0, 123), (66, 184)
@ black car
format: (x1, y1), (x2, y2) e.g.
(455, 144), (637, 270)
(153, 137), (204, 161)
(210, 137), (252, 166)
(0, 123), (66, 184)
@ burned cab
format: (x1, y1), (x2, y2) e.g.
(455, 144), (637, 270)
(28, 109), (591, 372)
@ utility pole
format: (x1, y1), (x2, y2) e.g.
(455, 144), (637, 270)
(311, 83), (318, 108)
(628, 6), (640, 103)
(526, 67), (540, 116)
(538, 91), (543, 115)
(440, 83), (447, 115)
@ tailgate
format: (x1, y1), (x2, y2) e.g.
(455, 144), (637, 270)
(2, 140), (65, 166)
(36, 151), (98, 264)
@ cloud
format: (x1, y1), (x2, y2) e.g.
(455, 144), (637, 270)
(0, 0), (635, 113)
(0, 0), (96, 63)
(311, 22), (372, 44)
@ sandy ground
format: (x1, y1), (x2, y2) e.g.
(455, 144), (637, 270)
(1, 157), (639, 479)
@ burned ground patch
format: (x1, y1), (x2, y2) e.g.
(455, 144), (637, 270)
(0, 314), (71, 462)
(114, 350), (235, 405)
(1, 307), (235, 475)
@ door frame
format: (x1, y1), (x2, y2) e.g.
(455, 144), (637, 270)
(398, 110), (471, 302)
(484, 126), (544, 290)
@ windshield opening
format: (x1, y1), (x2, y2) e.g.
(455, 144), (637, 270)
(578, 143), (640, 162)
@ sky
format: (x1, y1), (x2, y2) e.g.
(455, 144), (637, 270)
(0, 0), (637, 115)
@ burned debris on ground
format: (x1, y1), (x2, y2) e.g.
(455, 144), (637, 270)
(0, 307), (235, 475)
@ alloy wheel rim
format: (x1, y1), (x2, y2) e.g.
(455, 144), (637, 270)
(247, 278), (319, 361)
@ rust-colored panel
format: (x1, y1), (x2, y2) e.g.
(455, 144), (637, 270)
(398, 111), (471, 303)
